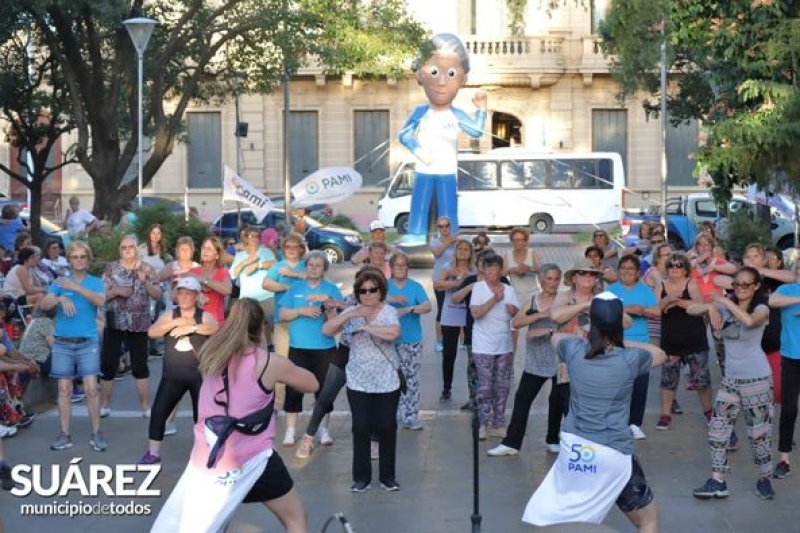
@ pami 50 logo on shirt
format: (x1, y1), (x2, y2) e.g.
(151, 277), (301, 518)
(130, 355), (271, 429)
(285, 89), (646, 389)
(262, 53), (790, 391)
(567, 444), (597, 473)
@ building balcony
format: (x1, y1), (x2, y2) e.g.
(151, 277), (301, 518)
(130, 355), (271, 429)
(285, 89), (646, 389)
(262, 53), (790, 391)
(578, 36), (613, 85)
(464, 35), (566, 89)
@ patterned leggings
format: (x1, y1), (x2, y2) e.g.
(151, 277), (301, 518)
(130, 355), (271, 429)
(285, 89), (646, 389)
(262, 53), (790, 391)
(397, 342), (422, 425)
(709, 375), (774, 477)
(473, 352), (513, 429)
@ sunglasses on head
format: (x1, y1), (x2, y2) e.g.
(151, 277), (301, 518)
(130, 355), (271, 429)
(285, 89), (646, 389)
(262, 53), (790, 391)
(357, 287), (379, 295)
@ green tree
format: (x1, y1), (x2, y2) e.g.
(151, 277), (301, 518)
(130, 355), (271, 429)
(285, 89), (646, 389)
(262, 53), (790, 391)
(599, 0), (800, 215)
(6, 0), (426, 221)
(0, 8), (76, 241)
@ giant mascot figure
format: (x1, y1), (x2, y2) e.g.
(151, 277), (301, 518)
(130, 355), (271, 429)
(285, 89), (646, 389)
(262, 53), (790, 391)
(398, 33), (487, 245)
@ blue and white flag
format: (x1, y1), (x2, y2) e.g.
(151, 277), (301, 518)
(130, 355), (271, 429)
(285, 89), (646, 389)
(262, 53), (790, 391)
(222, 166), (273, 220)
(291, 167), (362, 206)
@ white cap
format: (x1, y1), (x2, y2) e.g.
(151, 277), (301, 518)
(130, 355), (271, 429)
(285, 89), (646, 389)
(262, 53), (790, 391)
(175, 277), (202, 292)
(369, 220), (385, 232)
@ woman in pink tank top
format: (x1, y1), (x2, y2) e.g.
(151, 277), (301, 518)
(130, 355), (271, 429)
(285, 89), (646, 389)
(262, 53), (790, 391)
(151, 298), (318, 533)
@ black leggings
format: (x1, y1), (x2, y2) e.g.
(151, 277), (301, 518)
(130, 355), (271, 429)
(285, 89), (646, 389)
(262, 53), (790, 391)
(502, 373), (569, 449)
(348, 388), (400, 484)
(441, 325), (471, 392)
(148, 376), (201, 441)
(285, 347), (333, 413)
(100, 329), (149, 381)
(779, 356), (800, 453)
(629, 371), (649, 427)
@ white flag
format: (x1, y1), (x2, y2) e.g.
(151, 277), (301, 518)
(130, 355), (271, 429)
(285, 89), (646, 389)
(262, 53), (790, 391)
(291, 167), (362, 207)
(222, 166), (273, 220)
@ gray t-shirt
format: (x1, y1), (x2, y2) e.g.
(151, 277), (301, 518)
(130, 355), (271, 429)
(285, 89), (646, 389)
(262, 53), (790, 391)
(717, 303), (771, 380)
(430, 238), (456, 284)
(558, 337), (651, 455)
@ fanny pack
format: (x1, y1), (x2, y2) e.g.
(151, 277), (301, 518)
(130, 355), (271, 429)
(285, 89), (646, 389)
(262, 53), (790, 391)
(205, 355), (274, 469)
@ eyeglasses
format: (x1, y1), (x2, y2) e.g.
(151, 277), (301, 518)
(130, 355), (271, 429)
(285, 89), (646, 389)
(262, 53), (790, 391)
(285, 244), (301, 249)
(575, 270), (597, 277)
(650, 240), (665, 245)
(246, 233), (260, 238)
(70, 255), (88, 260)
(512, 238), (527, 242)
(731, 281), (756, 289)
(667, 262), (685, 269)
(393, 264), (409, 269)
(226, 241), (236, 246)
(437, 224), (450, 229)
(357, 287), (380, 295)
(120, 245), (136, 250)
(593, 233), (607, 238)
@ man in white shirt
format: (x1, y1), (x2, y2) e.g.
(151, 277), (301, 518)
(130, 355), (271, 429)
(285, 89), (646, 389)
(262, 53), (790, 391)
(63, 196), (98, 238)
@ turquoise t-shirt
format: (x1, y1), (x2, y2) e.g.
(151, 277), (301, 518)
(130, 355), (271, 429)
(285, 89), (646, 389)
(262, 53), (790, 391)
(776, 283), (800, 359)
(607, 281), (657, 343)
(229, 248), (275, 302)
(283, 279), (343, 350)
(48, 275), (105, 339)
(266, 260), (306, 321)
(388, 278), (430, 344)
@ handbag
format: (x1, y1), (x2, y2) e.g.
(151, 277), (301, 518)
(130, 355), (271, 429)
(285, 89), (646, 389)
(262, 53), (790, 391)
(367, 335), (408, 395)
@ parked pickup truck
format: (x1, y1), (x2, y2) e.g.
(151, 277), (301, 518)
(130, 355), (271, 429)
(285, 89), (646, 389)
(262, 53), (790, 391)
(620, 193), (796, 251)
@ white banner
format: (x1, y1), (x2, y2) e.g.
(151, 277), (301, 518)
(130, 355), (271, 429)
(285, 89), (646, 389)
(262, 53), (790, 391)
(291, 167), (362, 206)
(222, 166), (273, 220)
(745, 184), (795, 218)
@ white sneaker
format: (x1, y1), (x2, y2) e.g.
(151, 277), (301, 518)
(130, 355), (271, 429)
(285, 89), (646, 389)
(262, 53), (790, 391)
(630, 424), (647, 440)
(0, 424), (17, 438)
(164, 422), (178, 436)
(487, 444), (518, 457)
(282, 427), (296, 447)
(319, 429), (333, 446)
(100, 407), (111, 419)
(546, 443), (560, 454)
(142, 409), (151, 419)
(478, 426), (487, 441)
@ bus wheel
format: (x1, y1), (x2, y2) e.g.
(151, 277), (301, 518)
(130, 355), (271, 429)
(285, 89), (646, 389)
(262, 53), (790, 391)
(529, 214), (553, 234)
(395, 214), (410, 234)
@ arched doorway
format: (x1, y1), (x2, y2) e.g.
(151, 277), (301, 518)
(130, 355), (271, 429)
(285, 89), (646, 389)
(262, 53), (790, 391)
(491, 111), (523, 149)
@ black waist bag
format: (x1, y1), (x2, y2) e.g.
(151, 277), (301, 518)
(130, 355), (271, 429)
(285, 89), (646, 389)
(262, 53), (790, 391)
(205, 359), (274, 469)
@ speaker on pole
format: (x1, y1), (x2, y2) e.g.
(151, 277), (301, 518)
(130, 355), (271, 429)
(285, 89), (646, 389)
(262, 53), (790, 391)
(235, 122), (249, 138)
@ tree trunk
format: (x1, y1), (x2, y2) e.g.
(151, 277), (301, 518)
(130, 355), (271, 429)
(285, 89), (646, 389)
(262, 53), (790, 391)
(27, 180), (44, 247)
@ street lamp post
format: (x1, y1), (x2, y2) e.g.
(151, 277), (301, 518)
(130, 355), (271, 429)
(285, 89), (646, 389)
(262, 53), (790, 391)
(123, 17), (157, 208)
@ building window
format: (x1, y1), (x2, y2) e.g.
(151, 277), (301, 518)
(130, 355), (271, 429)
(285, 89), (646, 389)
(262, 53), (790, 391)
(354, 110), (389, 188)
(666, 120), (699, 186)
(289, 111), (319, 185)
(591, 0), (608, 34)
(592, 109), (628, 174)
(187, 112), (221, 189)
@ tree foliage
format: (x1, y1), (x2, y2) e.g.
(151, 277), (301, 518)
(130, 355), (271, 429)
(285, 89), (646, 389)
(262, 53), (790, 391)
(599, 0), (800, 207)
(1, 0), (427, 221)
(0, 5), (76, 241)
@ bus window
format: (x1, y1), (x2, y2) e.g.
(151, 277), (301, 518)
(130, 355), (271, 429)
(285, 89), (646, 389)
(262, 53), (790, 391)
(460, 161), (498, 190)
(573, 160), (613, 189)
(389, 163), (415, 198)
(550, 160), (573, 189)
(501, 160), (546, 189)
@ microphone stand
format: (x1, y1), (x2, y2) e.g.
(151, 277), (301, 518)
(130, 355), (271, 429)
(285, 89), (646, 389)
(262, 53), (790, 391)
(471, 407), (482, 532)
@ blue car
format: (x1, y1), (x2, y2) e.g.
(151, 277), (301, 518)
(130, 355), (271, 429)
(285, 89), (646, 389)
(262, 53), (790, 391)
(209, 208), (362, 264)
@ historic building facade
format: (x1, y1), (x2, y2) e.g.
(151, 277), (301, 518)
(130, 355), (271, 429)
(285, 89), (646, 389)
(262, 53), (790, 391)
(1, 1), (702, 225)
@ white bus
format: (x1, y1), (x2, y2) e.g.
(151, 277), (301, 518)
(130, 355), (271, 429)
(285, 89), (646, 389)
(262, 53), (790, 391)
(376, 150), (626, 233)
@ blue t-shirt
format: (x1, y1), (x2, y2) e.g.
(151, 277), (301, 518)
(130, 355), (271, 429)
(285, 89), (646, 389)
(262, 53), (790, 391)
(48, 275), (105, 339)
(776, 283), (800, 359)
(558, 337), (651, 455)
(388, 278), (430, 344)
(266, 260), (306, 321)
(283, 279), (342, 350)
(229, 248), (275, 302)
(0, 217), (23, 252)
(607, 281), (657, 343)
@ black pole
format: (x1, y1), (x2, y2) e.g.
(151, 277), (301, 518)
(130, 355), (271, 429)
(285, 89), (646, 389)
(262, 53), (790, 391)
(471, 408), (482, 532)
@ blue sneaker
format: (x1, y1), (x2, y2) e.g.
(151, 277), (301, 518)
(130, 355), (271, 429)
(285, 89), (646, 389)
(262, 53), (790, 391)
(756, 477), (775, 500)
(692, 478), (729, 499)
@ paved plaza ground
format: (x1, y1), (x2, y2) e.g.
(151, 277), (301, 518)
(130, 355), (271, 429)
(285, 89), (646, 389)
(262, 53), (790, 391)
(1, 237), (798, 532)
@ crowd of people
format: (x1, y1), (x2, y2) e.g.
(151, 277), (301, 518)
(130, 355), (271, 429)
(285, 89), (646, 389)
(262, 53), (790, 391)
(0, 214), (798, 532)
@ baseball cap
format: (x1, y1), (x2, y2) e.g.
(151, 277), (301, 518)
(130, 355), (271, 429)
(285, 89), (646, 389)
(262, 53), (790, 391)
(589, 291), (623, 331)
(369, 220), (385, 232)
(175, 277), (202, 292)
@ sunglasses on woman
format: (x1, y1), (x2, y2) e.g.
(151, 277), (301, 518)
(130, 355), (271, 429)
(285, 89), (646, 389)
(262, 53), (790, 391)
(357, 287), (379, 295)
(667, 262), (685, 269)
